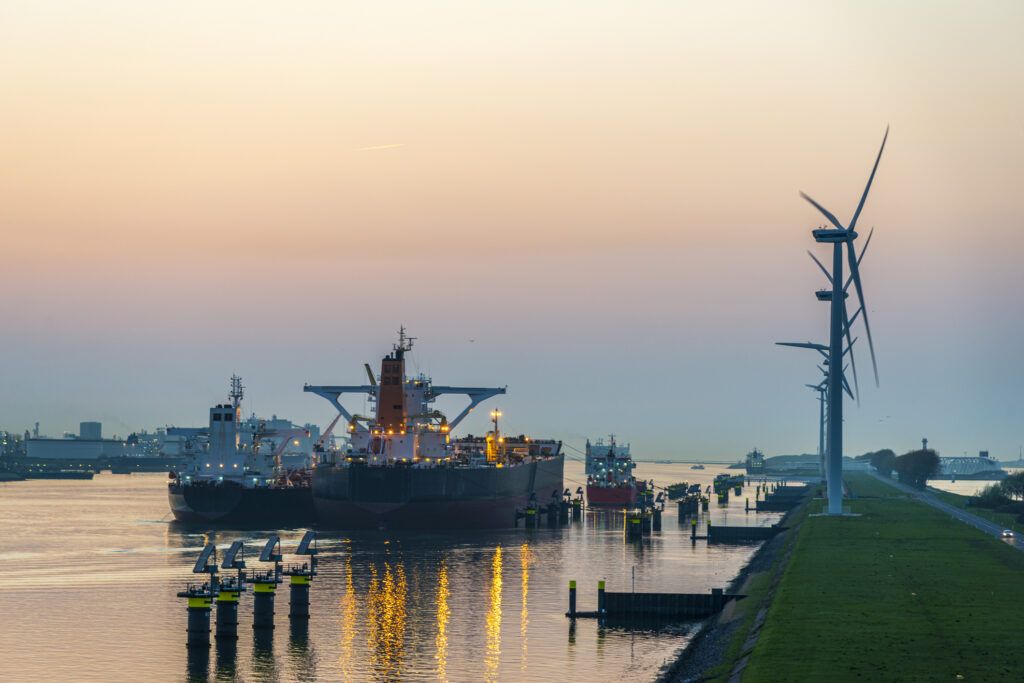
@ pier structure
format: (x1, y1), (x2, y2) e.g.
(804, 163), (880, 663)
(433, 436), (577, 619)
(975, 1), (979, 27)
(756, 484), (812, 512)
(516, 488), (579, 529)
(215, 541), (247, 641)
(571, 486), (584, 521)
(177, 544), (219, 649)
(247, 535), (283, 631)
(566, 580), (741, 620)
(281, 531), (319, 621)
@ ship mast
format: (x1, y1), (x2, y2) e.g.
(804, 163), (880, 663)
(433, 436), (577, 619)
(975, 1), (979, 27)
(395, 325), (416, 357)
(229, 375), (244, 422)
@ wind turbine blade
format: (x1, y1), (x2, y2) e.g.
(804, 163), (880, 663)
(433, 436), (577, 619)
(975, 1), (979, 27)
(842, 375), (855, 400)
(842, 305), (861, 405)
(846, 307), (863, 330)
(858, 227), (874, 267)
(844, 228), (875, 291)
(846, 241), (879, 386)
(849, 127), (889, 231)
(776, 341), (829, 352)
(807, 250), (833, 283)
(800, 192), (846, 230)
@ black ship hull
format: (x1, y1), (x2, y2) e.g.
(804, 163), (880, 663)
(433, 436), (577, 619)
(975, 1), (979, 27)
(313, 455), (565, 530)
(168, 481), (316, 527)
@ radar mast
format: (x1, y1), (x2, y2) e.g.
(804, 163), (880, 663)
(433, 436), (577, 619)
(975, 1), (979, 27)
(229, 375), (245, 419)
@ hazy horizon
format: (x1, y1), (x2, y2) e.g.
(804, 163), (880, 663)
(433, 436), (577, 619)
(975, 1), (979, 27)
(2, 2), (1022, 460)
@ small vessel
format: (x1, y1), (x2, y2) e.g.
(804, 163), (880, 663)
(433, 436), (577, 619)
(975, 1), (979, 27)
(745, 448), (766, 475)
(306, 329), (564, 529)
(167, 377), (317, 526)
(690, 463), (705, 470)
(585, 435), (641, 507)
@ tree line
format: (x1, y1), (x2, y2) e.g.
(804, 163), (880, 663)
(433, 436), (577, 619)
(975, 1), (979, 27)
(971, 472), (1024, 516)
(859, 448), (940, 489)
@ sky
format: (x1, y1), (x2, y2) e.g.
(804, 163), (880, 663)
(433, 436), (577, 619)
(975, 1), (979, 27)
(1, 1), (1022, 461)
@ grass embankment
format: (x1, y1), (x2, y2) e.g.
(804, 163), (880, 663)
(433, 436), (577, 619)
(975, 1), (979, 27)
(742, 472), (1024, 682)
(844, 472), (903, 499)
(697, 502), (813, 682)
(929, 487), (1024, 535)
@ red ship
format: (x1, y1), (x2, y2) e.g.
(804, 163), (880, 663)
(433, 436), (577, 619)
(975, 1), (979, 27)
(585, 435), (641, 507)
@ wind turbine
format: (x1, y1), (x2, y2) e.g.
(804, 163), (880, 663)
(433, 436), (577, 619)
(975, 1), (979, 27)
(806, 378), (827, 483)
(776, 341), (851, 485)
(799, 128), (887, 514)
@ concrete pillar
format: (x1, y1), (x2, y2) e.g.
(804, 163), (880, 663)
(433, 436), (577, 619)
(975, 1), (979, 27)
(289, 575), (310, 620)
(252, 582), (276, 630)
(215, 590), (240, 640)
(186, 595), (213, 648)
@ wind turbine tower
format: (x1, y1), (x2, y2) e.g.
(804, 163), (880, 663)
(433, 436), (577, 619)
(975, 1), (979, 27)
(806, 380), (826, 482)
(776, 341), (850, 484)
(800, 128), (887, 514)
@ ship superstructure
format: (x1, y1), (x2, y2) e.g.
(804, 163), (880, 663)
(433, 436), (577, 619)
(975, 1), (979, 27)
(585, 435), (640, 507)
(746, 448), (766, 474)
(167, 376), (317, 525)
(305, 329), (564, 529)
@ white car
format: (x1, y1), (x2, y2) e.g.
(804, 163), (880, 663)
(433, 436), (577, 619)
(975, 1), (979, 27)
(1001, 529), (1014, 539)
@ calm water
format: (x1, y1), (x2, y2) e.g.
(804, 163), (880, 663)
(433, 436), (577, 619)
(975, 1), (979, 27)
(0, 461), (781, 682)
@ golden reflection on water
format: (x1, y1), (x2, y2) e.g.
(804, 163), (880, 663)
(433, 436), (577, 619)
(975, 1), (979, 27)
(367, 560), (407, 681)
(338, 555), (356, 681)
(484, 546), (503, 683)
(435, 561), (450, 682)
(520, 543), (531, 672)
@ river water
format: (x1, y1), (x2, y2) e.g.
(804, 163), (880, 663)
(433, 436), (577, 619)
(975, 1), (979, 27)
(927, 467), (1023, 497)
(0, 461), (781, 682)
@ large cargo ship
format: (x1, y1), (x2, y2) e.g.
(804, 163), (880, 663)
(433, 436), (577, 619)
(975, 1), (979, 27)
(585, 435), (641, 507)
(167, 377), (318, 526)
(306, 329), (564, 530)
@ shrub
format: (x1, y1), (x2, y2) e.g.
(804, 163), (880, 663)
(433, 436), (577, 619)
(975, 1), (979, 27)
(971, 483), (1011, 509)
(894, 449), (940, 489)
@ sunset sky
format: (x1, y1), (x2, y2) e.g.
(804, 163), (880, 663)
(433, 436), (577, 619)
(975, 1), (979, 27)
(1, 1), (1022, 460)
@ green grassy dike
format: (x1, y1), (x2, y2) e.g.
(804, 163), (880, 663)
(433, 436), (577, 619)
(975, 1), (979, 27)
(740, 472), (1024, 682)
(696, 503), (811, 682)
(928, 487), (1024, 535)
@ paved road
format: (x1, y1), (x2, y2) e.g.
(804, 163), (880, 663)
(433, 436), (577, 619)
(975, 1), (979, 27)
(866, 471), (1024, 552)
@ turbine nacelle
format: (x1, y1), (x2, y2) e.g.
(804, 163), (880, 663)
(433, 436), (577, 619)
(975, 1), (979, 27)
(815, 289), (847, 301)
(812, 228), (857, 243)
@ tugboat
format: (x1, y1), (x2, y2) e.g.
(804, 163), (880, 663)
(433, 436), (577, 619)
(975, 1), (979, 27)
(585, 435), (643, 507)
(305, 328), (564, 530)
(167, 376), (318, 526)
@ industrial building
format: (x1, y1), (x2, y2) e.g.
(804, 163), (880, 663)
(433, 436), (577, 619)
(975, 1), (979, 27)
(25, 422), (127, 460)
